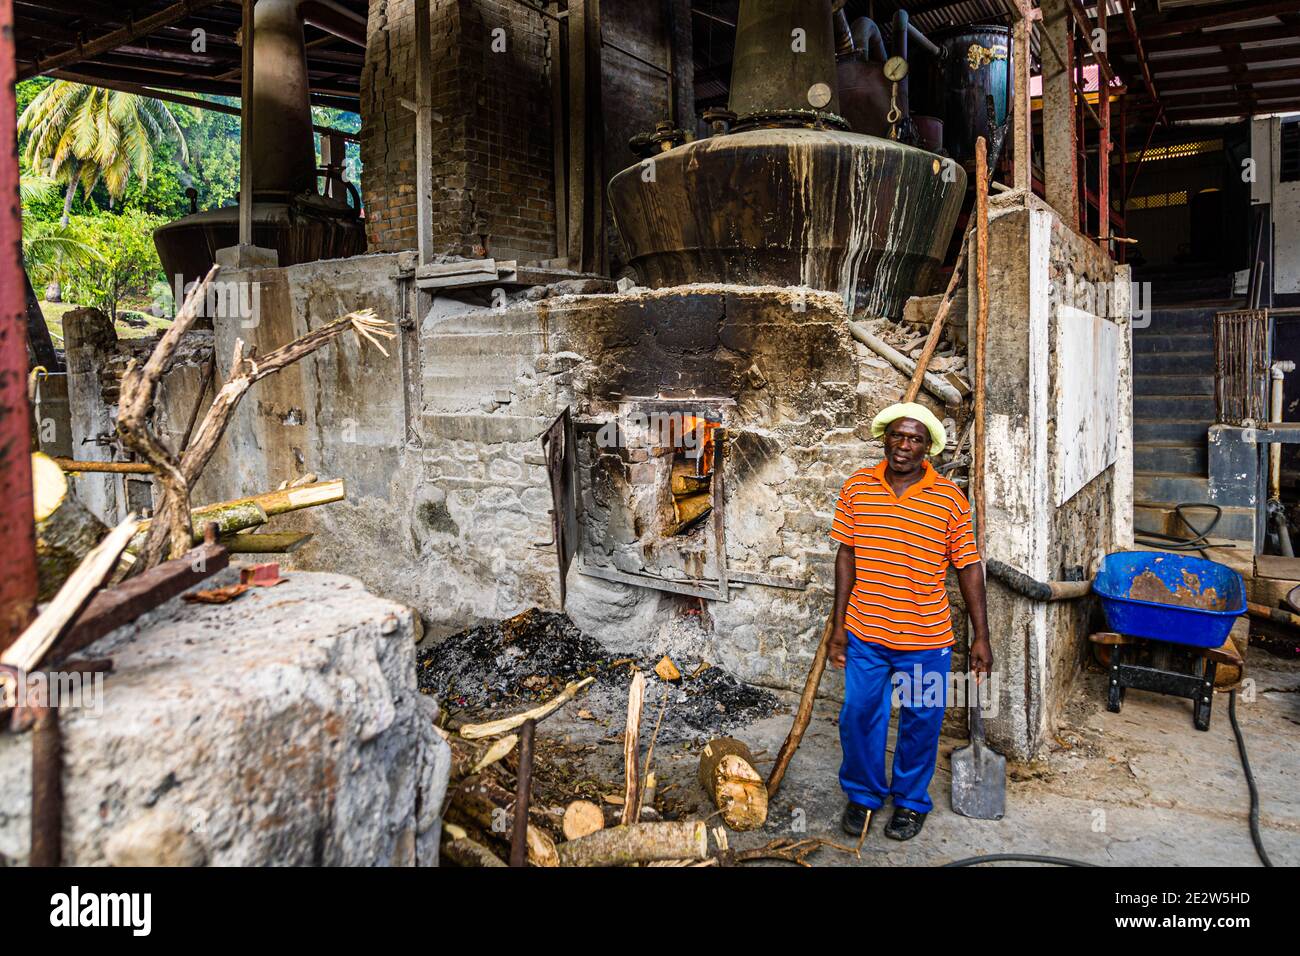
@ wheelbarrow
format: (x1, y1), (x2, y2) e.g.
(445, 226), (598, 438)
(1090, 551), (1246, 730)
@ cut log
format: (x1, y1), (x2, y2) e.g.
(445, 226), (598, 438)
(556, 821), (709, 867)
(442, 837), (508, 868)
(562, 800), (606, 841)
(225, 532), (314, 554)
(698, 737), (769, 831)
(32, 452), (110, 601)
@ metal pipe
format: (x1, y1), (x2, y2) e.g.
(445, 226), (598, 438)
(251, 0), (319, 200)
(1270, 361), (1294, 502)
(0, 0), (40, 653)
(907, 21), (940, 59)
(987, 560), (1092, 602)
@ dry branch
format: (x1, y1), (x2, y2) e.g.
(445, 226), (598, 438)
(120, 288), (394, 570)
(768, 617), (833, 798)
(458, 675), (595, 740)
(621, 671), (645, 827)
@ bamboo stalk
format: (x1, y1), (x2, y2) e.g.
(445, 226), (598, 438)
(51, 459), (154, 474)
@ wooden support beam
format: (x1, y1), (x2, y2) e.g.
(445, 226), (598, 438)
(1012, 2), (1035, 191)
(49, 70), (359, 141)
(414, 0), (435, 266)
(1041, 0), (1079, 230)
(238, 0), (254, 249)
(1120, 0), (1163, 125)
(0, 0), (39, 652)
(1098, 0), (1111, 247)
(1139, 1), (1300, 40)
(17, 0), (228, 80)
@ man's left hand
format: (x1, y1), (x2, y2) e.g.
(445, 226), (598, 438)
(970, 636), (993, 678)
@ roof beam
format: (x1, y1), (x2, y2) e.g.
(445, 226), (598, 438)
(18, 0), (230, 81)
(1154, 62), (1300, 92)
(1138, 1), (1300, 40)
(1109, 22), (1300, 54)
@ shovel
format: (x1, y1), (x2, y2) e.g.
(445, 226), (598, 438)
(950, 676), (1005, 820)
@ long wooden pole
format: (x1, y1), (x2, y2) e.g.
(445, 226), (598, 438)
(974, 136), (990, 555)
(766, 616), (832, 798)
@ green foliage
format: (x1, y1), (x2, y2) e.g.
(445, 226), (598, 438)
(62, 212), (168, 320)
(17, 80), (191, 209)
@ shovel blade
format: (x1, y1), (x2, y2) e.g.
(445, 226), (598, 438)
(950, 742), (1006, 820)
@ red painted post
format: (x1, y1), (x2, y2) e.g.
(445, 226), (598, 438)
(0, 0), (40, 651)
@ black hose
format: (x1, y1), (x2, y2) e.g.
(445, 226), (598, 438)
(943, 854), (1096, 867)
(1134, 503), (1234, 554)
(1228, 690), (1274, 867)
(941, 692), (1272, 868)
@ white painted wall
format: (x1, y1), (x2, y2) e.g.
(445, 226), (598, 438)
(1054, 305), (1120, 506)
(1252, 115), (1300, 297)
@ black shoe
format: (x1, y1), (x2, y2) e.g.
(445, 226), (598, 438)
(884, 807), (927, 841)
(841, 802), (874, 838)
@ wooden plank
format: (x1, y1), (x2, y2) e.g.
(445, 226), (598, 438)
(1253, 553), (1300, 582)
(1012, 7), (1033, 191)
(567, 0), (587, 269)
(226, 532), (313, 554)
(49, 542), (229, 666)
(238, 0), (254, 248)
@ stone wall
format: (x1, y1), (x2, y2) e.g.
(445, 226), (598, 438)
(0, 570), (450, 866)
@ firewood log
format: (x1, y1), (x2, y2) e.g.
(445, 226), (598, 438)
(31, 452), (109, 600)
(445, 778), (559, 867)
(556, 821), (709, 867)
(562, 800), (605, 841)
(698, 737), (768, 831)
(442, 837), (508, 867)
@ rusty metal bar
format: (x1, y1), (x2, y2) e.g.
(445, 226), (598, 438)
(30, 697), (62, 866)
(509, 718), (536, 867)
(0, 0), (39, 653)
(1121, 0), (1164, 125)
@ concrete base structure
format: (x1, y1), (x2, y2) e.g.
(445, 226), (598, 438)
(0, 571), (450, 866)
(57, 194), (1134, 761)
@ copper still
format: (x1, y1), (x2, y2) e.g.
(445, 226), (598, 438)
(608, 0), (965, 319)
(152, 0), (365, 291)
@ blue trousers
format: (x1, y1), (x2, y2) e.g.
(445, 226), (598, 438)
(839, 635), (951, 813)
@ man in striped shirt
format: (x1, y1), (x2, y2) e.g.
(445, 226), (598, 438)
(829, 402), (992, 842)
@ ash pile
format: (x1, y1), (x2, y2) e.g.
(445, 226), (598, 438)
(417, 608), (779, 741)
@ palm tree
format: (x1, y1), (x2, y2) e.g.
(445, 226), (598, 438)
(19, 174), (100, 302)
(17, 81), (190, 226)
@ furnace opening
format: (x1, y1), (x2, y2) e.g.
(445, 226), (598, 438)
(665, 415), (720, 537)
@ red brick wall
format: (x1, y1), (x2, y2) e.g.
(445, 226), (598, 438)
(361, 0), (556, 260)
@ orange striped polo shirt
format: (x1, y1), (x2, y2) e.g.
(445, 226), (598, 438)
(829, 459), (981, 650)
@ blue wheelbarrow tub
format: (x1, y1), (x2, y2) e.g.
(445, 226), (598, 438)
(1092, 551), (1246, 648)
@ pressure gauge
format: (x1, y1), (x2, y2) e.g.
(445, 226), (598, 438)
(884, 56), (909, 83)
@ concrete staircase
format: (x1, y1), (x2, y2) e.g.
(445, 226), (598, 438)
(1132, 302), (1255, 545)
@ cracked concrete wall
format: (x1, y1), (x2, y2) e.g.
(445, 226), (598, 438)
(978, 191), (1129, 760)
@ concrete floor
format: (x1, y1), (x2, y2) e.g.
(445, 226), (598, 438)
(542, 645), (1299, 866)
